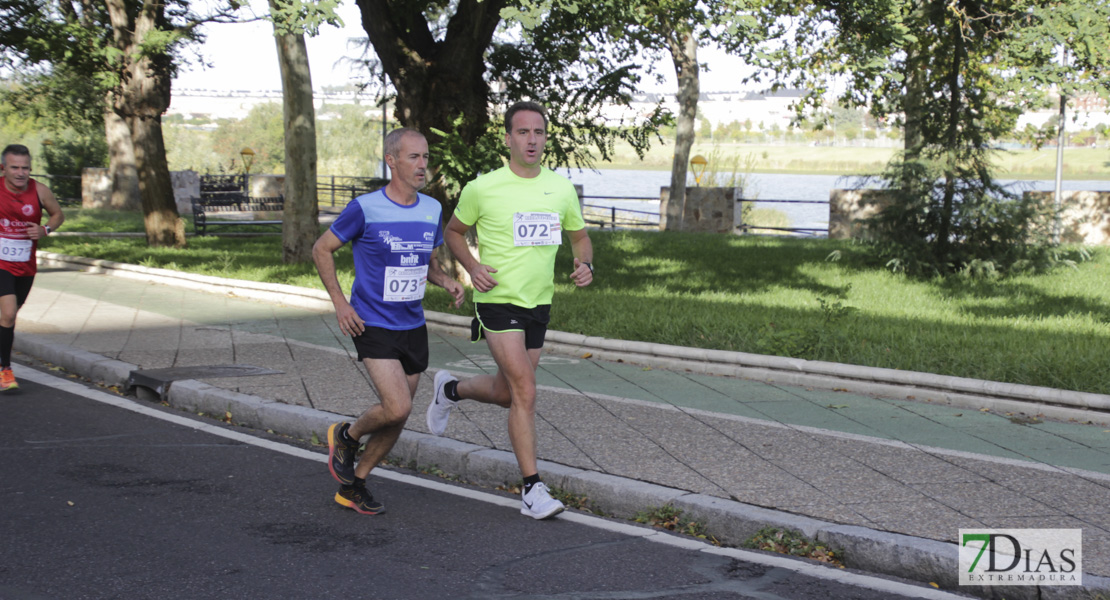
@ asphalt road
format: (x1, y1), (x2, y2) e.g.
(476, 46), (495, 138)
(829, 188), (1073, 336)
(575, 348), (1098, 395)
(0, 364), (970, 600)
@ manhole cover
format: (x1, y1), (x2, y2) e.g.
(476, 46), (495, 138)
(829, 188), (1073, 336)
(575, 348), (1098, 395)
(127, 365), (284, 400)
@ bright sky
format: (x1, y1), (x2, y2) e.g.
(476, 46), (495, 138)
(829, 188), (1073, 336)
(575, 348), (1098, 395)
(172, 0), (753, 94)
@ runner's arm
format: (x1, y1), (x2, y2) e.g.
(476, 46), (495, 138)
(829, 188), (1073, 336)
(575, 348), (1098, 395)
(29, 184), (65, 240)
(312, 230), (364, 335)
(427, 254), (465, 308)
(444, 215), (499, 292)
(567, 228), (593, 288)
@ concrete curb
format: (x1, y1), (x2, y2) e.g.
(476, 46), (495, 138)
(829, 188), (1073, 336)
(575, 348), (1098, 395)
(39, 251), (1110, 426)
(15, 335), (1110, 597)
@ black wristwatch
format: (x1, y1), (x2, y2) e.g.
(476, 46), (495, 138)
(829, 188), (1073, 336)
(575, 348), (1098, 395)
(582, 261), (593, 273)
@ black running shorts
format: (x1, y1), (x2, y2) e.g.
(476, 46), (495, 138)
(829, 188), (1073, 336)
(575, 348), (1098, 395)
(0, 269), (34, 308)
(472, 303), (551, 350)
(350, 324), (429, 375)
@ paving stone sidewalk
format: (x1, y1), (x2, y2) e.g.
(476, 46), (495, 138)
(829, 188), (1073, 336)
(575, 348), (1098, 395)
(13, 264), (1110, 596)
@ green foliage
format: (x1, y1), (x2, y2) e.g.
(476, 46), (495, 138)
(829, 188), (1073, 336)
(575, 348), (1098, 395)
(744, 527), (843, 566)
(316, 103), (387, 176)
(41, 134), (108, 200)
(2, 64), (105, 138)
(429, 116), (506, 211)
(749, 0), (1110, 277)
(268, 0), (344, 36)
(164, 102), (390, 177)
(863, 150), (1066, 277)
(634, 505), (717, 543)
(755, 286), (857, 359)
(488, 5), (675, 173)
(210, 103), (286, 174)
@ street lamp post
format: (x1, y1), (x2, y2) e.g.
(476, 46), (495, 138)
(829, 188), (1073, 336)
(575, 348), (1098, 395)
(690, 154), (708, 186)
(239, 147), (255, 194)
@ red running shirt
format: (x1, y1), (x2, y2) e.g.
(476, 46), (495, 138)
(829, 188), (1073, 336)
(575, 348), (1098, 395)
(0, 178), (42, 276)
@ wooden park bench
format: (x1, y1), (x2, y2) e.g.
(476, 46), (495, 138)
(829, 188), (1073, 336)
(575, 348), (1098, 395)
(191, 193), (284, 236)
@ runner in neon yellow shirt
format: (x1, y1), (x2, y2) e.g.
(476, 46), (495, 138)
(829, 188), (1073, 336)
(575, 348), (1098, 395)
(454, 164), (585, 308)
(429, 101), (594, 520)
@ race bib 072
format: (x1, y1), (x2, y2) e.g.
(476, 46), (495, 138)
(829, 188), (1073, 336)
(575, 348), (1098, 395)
(513, 212), (561, 246)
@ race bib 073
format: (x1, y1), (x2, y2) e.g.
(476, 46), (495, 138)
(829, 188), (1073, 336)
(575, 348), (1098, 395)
(383, 265), (428, 302)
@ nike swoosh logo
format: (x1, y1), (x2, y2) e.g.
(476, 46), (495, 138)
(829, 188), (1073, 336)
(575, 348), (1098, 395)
(523, 499), (534, 509)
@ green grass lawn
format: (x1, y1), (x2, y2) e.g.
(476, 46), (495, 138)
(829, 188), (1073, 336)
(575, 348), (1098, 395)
(42, 213), (1110, 395)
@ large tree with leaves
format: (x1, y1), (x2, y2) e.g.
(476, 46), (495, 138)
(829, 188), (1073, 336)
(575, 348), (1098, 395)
(353, 0), (675, 210)
(755, 0), (1110, 276)
(1, 0), (236, 247)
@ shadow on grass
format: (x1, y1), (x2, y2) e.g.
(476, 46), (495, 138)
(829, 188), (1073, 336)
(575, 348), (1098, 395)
(567, 230), (852, 299)
(933, 278), (1110, 322)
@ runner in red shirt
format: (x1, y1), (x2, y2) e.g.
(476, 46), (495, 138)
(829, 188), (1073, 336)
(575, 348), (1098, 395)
(0, 144), (65, 391)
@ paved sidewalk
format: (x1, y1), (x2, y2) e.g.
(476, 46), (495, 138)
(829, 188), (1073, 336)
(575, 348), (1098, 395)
(12, 260), (1110, 597)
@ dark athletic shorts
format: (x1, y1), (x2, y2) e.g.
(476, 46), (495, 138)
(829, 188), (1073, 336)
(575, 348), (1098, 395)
(0, 269), (34, 308)
(472, 303), (551, 350)
(350, 324), (429, 375)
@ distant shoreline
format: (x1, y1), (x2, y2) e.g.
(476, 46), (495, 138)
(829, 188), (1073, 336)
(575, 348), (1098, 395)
(587, 142), (1109, 182)
(580, 163), (1110, 182)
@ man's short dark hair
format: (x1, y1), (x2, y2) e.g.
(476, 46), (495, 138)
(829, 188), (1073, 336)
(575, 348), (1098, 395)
(384, 128), (424, 159)
(504, 101), (548, 133)
(1, 144), (30, 166)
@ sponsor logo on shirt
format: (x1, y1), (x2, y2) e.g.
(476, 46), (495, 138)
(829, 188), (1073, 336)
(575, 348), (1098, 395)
(400, 253), (421, 266)
(391, 241), (434, 253)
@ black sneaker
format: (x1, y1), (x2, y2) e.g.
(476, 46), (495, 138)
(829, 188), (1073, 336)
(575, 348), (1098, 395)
(334, 484), (384, 515)
(327, 422), (358, 485)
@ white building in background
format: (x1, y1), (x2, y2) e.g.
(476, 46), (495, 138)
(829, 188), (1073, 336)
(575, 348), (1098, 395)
(167, 88), (376, 121)
(169, 87), (1108, 139)
(169, 87), (811, 130)
(1016, 93), (1110, 133)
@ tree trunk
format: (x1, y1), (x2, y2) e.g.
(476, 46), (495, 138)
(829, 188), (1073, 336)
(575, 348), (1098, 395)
(131, 113), (185, 246)
(104, 0), (185, 247)
(902, 40), (924, 185)
(270, 15), (319, 264)
(103, 102), (141, 210)
(936, 23), (966, 267)
(668, 27), (699, 230)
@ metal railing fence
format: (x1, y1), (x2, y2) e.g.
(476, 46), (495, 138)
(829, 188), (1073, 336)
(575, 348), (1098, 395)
(579, 194), (831, 237)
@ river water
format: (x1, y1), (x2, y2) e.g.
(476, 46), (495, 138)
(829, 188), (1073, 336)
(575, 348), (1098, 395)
(557, 168), (1110, 232)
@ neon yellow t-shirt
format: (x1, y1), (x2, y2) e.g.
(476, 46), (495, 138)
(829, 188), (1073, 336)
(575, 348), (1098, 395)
(455, 166), (585, 308)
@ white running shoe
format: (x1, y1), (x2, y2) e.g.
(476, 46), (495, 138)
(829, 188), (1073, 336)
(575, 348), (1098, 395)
(426, 369), (459, 436)
(520, 481), (565, 520)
